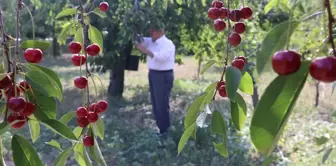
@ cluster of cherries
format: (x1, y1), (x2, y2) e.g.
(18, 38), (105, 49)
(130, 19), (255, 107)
(68, 42), (100, 90)
(68, 19), (107, 147)
(0, 74), (35, 129)
(272, 49), (336, 83)
(208, 0), (253, 47)
(217, 56), (248, 97)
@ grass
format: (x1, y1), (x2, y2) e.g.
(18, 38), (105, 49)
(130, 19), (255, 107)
(1, 55), (336, 165)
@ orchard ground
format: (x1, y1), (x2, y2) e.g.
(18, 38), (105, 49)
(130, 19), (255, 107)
(1, 55), (336, 166)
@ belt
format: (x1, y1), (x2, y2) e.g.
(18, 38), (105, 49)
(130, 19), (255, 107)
(149, 69), (173, 72)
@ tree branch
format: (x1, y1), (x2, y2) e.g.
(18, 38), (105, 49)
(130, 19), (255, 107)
(324, 0), (336, 56)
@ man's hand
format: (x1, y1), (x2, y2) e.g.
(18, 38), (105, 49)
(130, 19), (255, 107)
(136, 43), (154, 58)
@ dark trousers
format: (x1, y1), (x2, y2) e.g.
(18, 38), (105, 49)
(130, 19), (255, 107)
(148, 69), (174, 133)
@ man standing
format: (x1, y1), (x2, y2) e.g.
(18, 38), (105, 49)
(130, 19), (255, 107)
(135, 25), (175, 136)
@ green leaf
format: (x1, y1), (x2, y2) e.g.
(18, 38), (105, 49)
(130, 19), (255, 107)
(92, 8), (107, 18)
(211, 111), (228, 157)
(88, 137), (107, 166)
(322, 148), (333, 164)
(74, 27), (84, 50)
(28, 117), (40, 143)
(265, 0), (282, 14)
(0, 123), (9, 136)
(256, 21), (300, 74)
(212, 140), (228, 157)
(230, 93), (247, 131)
(41, 119), (78, 140)
(59, 111), (76, 125)
(204, 82), (217, 92)
(176, 0), (183, 5)
(74, 143), (92, 166)
(184, 93), (207, 130)
(25, 70), (63, 101)
(26, 64), (63, 93)
(46, 140), (63, 151)
(91, 118), (105, 140)
(11, 135), (43, 166)
(178, 123), (196, 155)
(88, 25), (103, 53)
(250, 61), (310, 156)
(20, 40), (51, 50)
(151, 0), (156, 6)
(27, 90), (57, 120)
(225, 66), (242, 102)
(239, 72), (254, 95)
(55, 8), (78, 19)
(211, 111), (226, 134)
(73, 127), (83, 139)
(54, 148), (73, 166)
(0, 62), (6, 73)
(201, 60), (216, 75)
(314, 135), (329, 146)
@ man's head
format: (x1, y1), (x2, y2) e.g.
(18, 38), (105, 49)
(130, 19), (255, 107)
(148, 28), (165, 41)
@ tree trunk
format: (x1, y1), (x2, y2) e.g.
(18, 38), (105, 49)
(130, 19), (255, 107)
(108, 57), (125, 98)
(108, 41), (133, 97)
(52, 21), (60, 57)
(315, 81), (320, 107)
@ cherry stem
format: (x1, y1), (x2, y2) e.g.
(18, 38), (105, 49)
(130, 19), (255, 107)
(79, 1), (91, 107)
(325, 0), (336, 56)
(13, 0), (21, 98)
(212, 0), (231, 101)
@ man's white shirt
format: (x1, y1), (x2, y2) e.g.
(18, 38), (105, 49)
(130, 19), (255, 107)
(142, 35), (175, 71)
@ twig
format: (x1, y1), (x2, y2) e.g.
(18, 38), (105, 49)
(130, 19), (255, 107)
(212, 0), (231, 100)
(78, 1), (90, 106)
(324, 0), (336, 56)
(0, 3), (11, 73)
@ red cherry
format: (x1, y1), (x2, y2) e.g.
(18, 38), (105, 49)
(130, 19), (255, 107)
(86, 44), (100, 56)
(8, 113), (26, 129)
(218, 85), (227, 97)
(8, 97), (27, 112)
(241, 7), (253, 19)
(229, 10), (242, 22)
(24, 48), (43, 63)
(68, 42), (82, 54)
(235, 56), (247, 64)
(211, 0), (224, 8)
(74, 77), (88, 89)
(218, 7), (229, 19)
(4, 84), (21, 99)
(208, 8), (220, 20)
(21, 102), (35, 117)
(89, 103), (97, 112)
(83, 136), (94, 147)
(216, 81), (225, 90)
(0, 75), (12, 89)
(272, 50), (301, 75)
(229, 32), (241, 46)
(96, 100), (108, 113)
(71, 55), (86, 66)
(77, 107), (89, 118)
(19, 80), (31, 92)
(309, 56), (336, 82)
(77, 117), (89, 128)
(234, 22), (246, 34)
(99, 2), (109, 12)
(231, 59), (245, 70)
(213, 19), (226, 32)
(87, 112), (99, 123)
